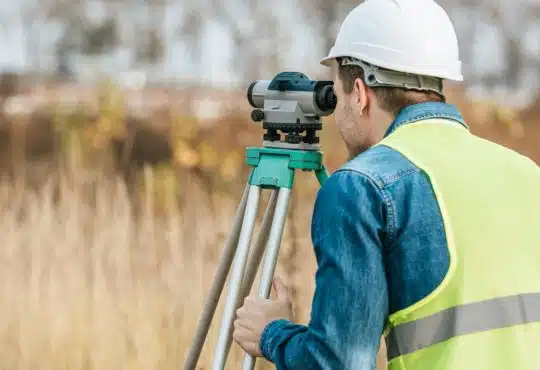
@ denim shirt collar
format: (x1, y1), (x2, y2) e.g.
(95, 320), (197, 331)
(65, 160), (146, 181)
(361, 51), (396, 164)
(384, 102), (468, 138)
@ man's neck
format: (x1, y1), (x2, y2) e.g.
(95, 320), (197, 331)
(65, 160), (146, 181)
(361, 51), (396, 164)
(372, 109), (396, 145)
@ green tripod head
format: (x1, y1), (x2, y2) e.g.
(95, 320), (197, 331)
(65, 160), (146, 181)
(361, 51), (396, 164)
(247, 72), (336, 151)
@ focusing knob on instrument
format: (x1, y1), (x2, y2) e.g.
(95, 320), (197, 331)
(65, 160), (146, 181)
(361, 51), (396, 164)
(251, 109), (265, 122)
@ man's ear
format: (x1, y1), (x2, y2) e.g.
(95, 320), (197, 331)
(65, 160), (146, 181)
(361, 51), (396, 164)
(353, 78), (368, 116)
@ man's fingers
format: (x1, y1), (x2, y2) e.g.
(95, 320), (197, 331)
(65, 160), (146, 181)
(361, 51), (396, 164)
(234, 314), (258, 332)
(233, 326), (261, 356)
(236, 305), (246, 318)
(235, 338), (260, 356)
(236, 301), (258, 319)
(233, 325), (251, 340)
(233, 326), (250, 346)
(242, 295), (260, 308)
(240, 296), (271, 312)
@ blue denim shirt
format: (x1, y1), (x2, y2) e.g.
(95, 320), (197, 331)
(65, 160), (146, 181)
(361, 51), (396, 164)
(259, 102), (468, 369)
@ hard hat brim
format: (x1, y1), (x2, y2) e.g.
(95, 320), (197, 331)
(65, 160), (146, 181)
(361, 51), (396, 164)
(319, 55), (335, 67)
(319, 51), (464, 82)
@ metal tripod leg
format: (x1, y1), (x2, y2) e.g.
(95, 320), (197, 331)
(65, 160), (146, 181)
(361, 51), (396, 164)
(183, 183), (250, 370)
(243, 187), (292, 370)
(212, 185), (262, 370)
(220, 189), (279, 362)
(241, 189), (278, 299)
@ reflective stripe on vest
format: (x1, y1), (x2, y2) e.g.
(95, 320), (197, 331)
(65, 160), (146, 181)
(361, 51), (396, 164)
(386, 292), (540, 361)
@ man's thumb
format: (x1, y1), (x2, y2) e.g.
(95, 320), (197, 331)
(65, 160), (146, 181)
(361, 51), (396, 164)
(272, 277), (289, 301)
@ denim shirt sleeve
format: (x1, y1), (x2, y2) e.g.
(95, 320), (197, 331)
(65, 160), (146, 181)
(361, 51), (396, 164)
(259, 170), (390, 369)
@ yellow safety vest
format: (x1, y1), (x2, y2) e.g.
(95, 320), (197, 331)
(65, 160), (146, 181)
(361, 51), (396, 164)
(377, 119), (540, 370)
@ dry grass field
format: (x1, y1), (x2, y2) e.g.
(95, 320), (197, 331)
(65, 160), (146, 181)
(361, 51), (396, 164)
(0, 116), (326, 370)
(0, 165), (323, 370)
(0, 83), (538, 369)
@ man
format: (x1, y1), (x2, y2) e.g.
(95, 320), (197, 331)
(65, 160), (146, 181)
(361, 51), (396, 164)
(233, 0), (540, 369)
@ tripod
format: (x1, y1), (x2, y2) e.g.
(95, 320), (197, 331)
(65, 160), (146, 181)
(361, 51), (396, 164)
(183, 146), (328, 370)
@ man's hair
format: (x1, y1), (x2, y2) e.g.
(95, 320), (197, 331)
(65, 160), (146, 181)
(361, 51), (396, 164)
(337, 59), (446, 118)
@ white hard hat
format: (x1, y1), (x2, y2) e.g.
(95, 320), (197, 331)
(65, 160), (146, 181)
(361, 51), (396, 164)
(320, 0), (463, 81)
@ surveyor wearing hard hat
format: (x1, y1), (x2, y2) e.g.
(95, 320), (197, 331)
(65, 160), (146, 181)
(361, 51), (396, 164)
(232, 1), (540, 369)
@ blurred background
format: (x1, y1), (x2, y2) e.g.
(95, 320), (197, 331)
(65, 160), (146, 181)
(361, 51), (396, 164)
(0, 0), (539, 369)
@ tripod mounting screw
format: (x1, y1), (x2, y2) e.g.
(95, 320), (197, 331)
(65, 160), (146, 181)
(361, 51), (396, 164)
(251, 109), (265, 122)
(285, 134), (302, 144)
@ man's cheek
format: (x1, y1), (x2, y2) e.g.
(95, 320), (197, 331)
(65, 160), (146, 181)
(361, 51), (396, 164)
(334, 106), (343, 124)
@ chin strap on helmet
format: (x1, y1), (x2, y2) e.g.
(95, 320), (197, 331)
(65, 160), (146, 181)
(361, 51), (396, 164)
(340, 57), (444, 96)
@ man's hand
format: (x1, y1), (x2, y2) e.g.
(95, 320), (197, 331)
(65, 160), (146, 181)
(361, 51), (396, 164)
(233, 277), (294, 357)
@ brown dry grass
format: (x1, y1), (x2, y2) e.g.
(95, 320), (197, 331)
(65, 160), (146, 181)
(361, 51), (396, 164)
(0, 161), (323, 369)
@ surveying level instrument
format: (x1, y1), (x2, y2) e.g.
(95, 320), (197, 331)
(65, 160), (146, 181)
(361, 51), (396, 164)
(184, 72), (336, 370)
